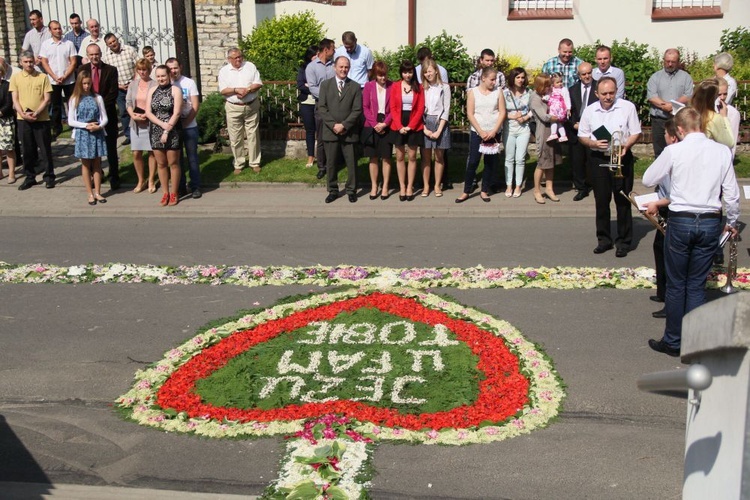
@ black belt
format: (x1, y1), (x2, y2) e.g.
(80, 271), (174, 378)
(228, 100), (255, 106)
(669, 211), (721, 219)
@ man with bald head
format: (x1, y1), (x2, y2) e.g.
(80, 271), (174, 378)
(80, 43), (121, 189)
(568, 61), (599, 200)
(646, 49), (693, 158)
(78, 19), (106, 65)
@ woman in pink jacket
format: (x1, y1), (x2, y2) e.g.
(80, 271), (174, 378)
(363, 61), (393, 200)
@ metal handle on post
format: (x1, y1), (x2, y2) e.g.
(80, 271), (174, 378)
(637, 364), (712, 393)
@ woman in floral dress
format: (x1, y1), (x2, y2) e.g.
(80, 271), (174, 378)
(146, 65), (182, 206)
(67, 71), (108, 205)
(0, 69), (16, 184)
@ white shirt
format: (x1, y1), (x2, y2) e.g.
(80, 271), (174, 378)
(726, 104), (740, 159)
(78, 37), (106, 59)
(724, 73), (737, 105)
(39, 38), (76, 85)
(592, 65), (626, 100)
(578, 98), (641, 153)
(643, 132), (739, 226)
(218, 61), (262, 104)
(22, 27), (50, 58)
(174, 75), (200, 128)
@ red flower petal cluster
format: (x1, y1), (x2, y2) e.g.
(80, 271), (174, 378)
(156, 293), (529, 431)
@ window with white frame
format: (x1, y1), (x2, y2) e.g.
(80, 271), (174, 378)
(651, 0), (722, 19)
(508, 0), (573, 20)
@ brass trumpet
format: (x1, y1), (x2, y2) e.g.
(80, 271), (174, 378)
(621, 191), (667, 235)
(720, 234), (738, 294)
(599, 130), (624, 179)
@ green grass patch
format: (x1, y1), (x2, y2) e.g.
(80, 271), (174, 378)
(194, 307), (482, 415)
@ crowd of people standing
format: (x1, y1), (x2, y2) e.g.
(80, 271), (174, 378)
(2, 10), (205, 206)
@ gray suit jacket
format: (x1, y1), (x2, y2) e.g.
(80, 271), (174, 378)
(318, 77), (362, 143)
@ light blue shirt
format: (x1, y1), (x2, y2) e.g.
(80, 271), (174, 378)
(333, 44), (373, 87)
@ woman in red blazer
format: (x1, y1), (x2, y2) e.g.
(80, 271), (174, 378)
(389, 60), (424, 201)
(362, 61), (393, 200)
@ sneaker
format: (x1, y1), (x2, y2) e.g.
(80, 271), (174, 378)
(546, 134), (559, 142)
(192, 188), (202, 199)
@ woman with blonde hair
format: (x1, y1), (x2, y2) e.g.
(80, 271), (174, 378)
(420, 57), (450, 197)
(529, 73), (562, 204)
(146, 65), (183, 206)
(690, 78), (734, 150)
(67, 70), (108, 205)
(126, 58), (157, 193)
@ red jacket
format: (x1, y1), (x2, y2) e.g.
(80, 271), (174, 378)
(389, 81), (424, 132)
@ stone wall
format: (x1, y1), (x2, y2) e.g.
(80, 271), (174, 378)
(194, 0), (239, 94)
(0, 0), (28, 66)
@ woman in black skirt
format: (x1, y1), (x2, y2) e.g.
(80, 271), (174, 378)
(388, 60), (424, 201)
(362, 61), (393, 199)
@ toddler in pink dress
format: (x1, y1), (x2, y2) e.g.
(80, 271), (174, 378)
(544, 73), (571, 142)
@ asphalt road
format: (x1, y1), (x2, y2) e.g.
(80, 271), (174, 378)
(0, 214), (742, 499)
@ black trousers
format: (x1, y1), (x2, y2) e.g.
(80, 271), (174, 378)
(653, 207), (669, 300)
(569, 140), (591, 192)
(651, 116), (667, 159)
(591, 150), (634, 249)
(18, 120), (54, 181)
(104, 105), (120, 183)
(50, 83), (74, 134)
(324, 139), (357, 194)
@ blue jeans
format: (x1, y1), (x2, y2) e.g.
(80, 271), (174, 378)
(502, 127), (530, 188)
(179, 126), (201, 191)
(663, 214), (722, 349)
(464, 131), (498, 194)
(117, 88), (130, 138)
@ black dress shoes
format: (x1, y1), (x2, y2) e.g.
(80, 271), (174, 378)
(652, 308), (666, 318)
(648, 339), (680, 357)
(18, 178), (37, 191)
(649, 296), (664, 303)
(325, 192), (338, 204)
(593, 244), (613, 254)
(348, 193), (357, 203)
(573, 190), (589, 201)
(45, 179), (55, 189)
(615, 247), (628, 258)
(316, 169), (326, 180)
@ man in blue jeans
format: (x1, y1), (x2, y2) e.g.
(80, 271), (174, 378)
(642, 107), (740, 357)
(167, 58), (202, 199)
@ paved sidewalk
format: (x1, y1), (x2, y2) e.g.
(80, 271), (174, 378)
(2, 482), (257, 499)
(4, 138), (748, 219)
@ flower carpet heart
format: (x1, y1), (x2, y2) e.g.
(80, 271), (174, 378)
(116, 286), (564, 498)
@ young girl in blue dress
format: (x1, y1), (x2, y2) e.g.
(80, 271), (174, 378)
(68, 70), (109, 205)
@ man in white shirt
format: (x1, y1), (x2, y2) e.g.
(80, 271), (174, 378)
(78, 19), (106, 65)
(22, 10), (51, 69)
(592, 46), (625, 100)
(333, 31), (373, 87)
(167, 58), (202, 198)
(218, 47), (263, 173)
(39, 20), (76, 138)
(642, 107), (740, 357)
(578, 77), (642, 258)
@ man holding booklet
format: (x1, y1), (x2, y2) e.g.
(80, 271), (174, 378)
(578, 77), (641, 258)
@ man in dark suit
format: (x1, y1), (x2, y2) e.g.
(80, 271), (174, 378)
(79, 44), (120, 190)
(568, 62), (598, 201)
(318, 56), (362, 204)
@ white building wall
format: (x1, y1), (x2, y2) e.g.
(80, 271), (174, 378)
(241, 0), (750, 68)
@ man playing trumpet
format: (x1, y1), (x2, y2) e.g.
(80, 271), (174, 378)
(642, 107), (740, 357)
(578, 77), (641, 257)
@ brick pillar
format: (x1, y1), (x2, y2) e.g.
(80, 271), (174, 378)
(194, 0), (240, 94)
(0, 0), (27, 66)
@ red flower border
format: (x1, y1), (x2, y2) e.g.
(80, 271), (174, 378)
(156, 292), (529, 431)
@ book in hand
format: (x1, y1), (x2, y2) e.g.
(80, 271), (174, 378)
(592, 125), (611, 141)
(633, 192), (660, 210)
(719, 230), (731, 248)
(670, 100), (685, 115)
(133, 106), (145, 114)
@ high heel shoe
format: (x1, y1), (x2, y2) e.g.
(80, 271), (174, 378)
(87, 195), (97, 206)
(513, 188), (522, 198)
(160, 193), (169, 206)
(545, 190), (560, 202)
(505, 189), (512, 198)
(168, 192), (179, 206)
(369, 193), (378, 200)
(94, 193), (107, 204)
(133, 182), (145, 193)
(533, 191), (546, 204)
